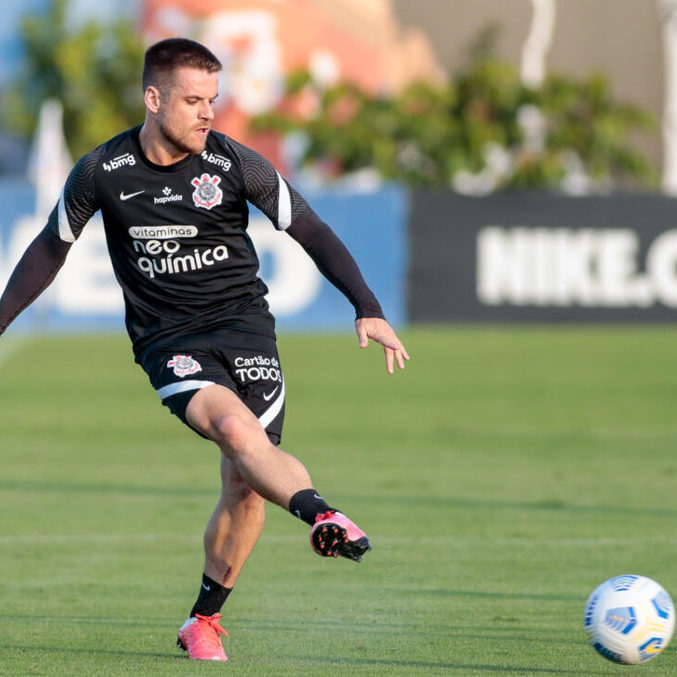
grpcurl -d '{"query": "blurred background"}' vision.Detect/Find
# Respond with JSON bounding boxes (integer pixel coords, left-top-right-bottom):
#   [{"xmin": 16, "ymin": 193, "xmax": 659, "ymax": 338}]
[{"xmin": 1, "ymin": 0, "xmax": 676, "ymax": 332}]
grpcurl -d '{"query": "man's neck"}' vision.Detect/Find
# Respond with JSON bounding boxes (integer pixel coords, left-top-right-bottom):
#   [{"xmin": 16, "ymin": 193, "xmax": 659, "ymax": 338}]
[{"xmin": 138, "ymin": 123, "xmax": 189, "ymax": 166}]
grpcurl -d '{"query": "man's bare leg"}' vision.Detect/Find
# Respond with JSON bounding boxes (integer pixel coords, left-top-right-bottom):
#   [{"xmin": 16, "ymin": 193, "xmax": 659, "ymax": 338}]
[
  {"xmin": 177, "ymin": 382, "xmax": 372, "ymax": 657},
  {"xmin": 186, "ymin": 384, "xmax": 370, "ymax": 566},
  {"xmin": 203, "ymin": 454, "xmax": 265, "ymax": 588},
  {"xmin": 186, "ymin": 384, "xmax": 315, "ymax": 509}
]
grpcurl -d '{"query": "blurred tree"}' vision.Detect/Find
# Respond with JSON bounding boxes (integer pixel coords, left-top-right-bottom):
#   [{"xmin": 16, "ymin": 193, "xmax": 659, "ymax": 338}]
[
  {"xmin": 253, "ymin": 29, "xmax": 656, "ymax": 193},
  {"xmin": 1, "ymin": 0, "xmax": 145, "ymax": 160}
]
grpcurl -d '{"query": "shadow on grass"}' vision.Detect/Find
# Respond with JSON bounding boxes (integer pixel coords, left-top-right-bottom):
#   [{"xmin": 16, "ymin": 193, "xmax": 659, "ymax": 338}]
[
  {"xmin": 293, "ymin": 655, "xmax": 600, "ymax": 675},
  {"xmin": 231, "ymin": 616, "xmax": 588, "ymax": 648},
  {"xmin": 2, "ymin": 479, "xmax": 677, "ymax": 519},
  {"xmin": 377, "ymin": 586, "xmax": 581, "ymax": 602},
  {"xmin": 2, "ymin": 613, "xmax": 578, "ymax": 646},
  {"xmin": 363, "ymin": 493, "xmax": 677, "ymax": 518},
  {"xmin": 0, "ymin": 644, "xmax": 609, "ymax": 675},
  {"xmin": 2, "ymin": 643, "xmax": 179, "ymax": 661},
  {"xmin": 0, "ymin": 613, "xmax": 176, "ymax": 628},
  {"xmin": 0, "ymin": 479, "xmax": 213, "ymax": 497}
]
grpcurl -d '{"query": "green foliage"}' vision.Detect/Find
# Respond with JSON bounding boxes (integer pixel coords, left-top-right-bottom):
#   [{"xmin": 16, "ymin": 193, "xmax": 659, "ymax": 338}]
[
  {"xmin": 253, "ymin": 43, "xmax": 656, "ymax": 191},
  {"xmin": 1, "ymin": 0, "xmax": 145, "ymax": 159},
  {"xmin": 538, "ymin": 72, "xmax": 656, "ymax": 184}
]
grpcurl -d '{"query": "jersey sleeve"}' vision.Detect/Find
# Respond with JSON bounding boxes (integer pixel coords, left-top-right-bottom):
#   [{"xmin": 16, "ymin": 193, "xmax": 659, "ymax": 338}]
[
  {"xmin": 47, "ymin": 148, "xmax": 101, "ymax": 243},
  {"xmin": 227, "ymin": 138, "xmax": 309, "ymax": 230},
  {"xmin": 286, "ymin": 208, "xmax": 385, "ymax": 320},
  {"xmin": 225, "ymin": 137, "xmax": 384, "ymax": 320},
  {"xmin": 0, "ymin": 149, "xmax": 101, "ymax": 335},
  {"xmin": 0, "ymin": 226, "xmax": 72, "ymax": 335}
]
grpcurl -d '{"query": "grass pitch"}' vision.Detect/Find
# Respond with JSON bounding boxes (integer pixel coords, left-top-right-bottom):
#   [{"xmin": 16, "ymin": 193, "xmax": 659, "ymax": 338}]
[{"xmin": 1, "ymin": 326, "xmax": 677, "ymax": 675}]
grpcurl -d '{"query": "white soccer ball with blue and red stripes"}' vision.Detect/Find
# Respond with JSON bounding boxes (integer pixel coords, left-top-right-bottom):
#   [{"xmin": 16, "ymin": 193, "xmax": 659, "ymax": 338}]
[{"xmin": 584, "ymin": 574, "xmax": 674, "ymax": 664}]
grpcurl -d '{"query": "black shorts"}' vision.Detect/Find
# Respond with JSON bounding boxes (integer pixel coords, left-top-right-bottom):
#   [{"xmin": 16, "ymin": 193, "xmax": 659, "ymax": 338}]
[{"xmin": 139, "ymin": 328, "xmax": 285, "ymax": 445}]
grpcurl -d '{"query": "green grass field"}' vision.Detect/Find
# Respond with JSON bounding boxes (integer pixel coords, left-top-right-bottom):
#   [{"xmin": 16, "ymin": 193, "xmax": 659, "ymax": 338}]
[{"xmin": 1, "ymin": 326, "xmax": 677, "ymax": 675}]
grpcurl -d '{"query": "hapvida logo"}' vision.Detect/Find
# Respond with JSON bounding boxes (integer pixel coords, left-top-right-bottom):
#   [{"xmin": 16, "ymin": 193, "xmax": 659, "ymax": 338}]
[{"xmin": 154, "ymin": 186, "xmax": 183, "ymax": 205}]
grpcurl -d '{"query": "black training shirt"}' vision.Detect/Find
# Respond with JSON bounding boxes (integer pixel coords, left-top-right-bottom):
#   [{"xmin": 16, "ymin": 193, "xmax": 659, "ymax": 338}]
[{"xmin": 48, "ymin": 127, "xmax": 313, "ymax": 357}]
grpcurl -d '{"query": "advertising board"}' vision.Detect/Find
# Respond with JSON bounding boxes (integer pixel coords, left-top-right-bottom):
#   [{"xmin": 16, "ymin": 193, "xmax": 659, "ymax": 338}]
[{"xmin": 409, "ymin": 191, "xmax": 677, "ymax": 322}]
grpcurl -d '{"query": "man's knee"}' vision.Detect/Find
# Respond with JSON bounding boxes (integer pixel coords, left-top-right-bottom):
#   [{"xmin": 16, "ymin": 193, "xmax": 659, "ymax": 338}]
[{"xmin": 212, "ymin": 411, "xmax": 267, "ymax": 457}]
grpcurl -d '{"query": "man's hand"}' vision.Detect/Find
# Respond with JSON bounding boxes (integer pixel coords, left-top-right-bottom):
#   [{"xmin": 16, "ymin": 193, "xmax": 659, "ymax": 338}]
[{"xmin": 355, "ymin": 317, "xmax": 410, "ymax": 374}]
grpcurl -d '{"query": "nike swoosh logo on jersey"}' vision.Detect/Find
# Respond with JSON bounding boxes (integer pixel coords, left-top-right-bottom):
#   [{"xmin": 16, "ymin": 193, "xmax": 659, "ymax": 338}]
[
  {"xmin": 263, "ymin": 386, "xmax": 279, "ymax": 401},
  {"xmin": 119, "ymin": 190, "xmax": 145, "ymax": 201}
]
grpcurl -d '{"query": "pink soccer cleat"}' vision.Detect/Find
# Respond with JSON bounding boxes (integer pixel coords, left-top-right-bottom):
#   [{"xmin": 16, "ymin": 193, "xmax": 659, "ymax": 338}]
[
  {"xmin": 177, "ymin": 613, "xmax": 229, "ymax": 661},
  {"xmin": 310, "ymin": 510, "xmax": 372, "ymax": 562}
]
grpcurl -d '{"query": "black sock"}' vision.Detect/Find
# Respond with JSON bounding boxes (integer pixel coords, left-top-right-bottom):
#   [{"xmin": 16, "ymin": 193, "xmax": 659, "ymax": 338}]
[
  {"xmin": 189, "ymin": 573, "xmax": 232, "ymax": 618},
  {"xmin": 289, "ymin": 488, "xmax": 335, "ymax": 526}
]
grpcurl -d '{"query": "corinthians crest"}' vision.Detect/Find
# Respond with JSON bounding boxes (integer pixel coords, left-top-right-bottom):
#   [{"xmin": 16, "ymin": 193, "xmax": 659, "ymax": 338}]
[
  {"xmin": 167, "ymin": 355, "xmax": 202, "ymax": 378},
  {"xmin": 191, "ymin": 173, "xmax": 223, "ymax": 210}
]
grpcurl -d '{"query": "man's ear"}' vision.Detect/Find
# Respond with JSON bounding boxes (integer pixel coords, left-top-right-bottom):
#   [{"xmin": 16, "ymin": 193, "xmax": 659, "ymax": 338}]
[{"xmin": 144, "ymin": 85, "xmax": 162, "ymax": 114}]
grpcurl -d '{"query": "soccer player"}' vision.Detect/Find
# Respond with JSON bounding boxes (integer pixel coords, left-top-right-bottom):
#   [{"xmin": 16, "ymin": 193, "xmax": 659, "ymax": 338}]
[{"xmin": 0, "ymin": 38, "xmax": 409, "ymax": 661}]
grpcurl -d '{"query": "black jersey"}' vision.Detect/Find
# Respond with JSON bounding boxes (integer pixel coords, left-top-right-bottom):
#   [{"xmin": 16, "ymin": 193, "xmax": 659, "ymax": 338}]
[{"xmin": 48, "ymin": 127, "xmax": 310, "ymax": 357}]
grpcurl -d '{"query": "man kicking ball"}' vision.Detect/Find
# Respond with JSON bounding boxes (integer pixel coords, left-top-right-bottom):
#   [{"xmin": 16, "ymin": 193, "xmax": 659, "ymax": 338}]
[{"xmin": 0, "ymin": 37, "xmax": 409, "ymax": 661}]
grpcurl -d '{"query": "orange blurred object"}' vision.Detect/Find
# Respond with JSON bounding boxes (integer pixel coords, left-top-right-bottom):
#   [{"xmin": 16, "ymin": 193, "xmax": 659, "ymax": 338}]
[{"xmin": 142, "ymin": 0, "xmax": 444, "ymax": 173}]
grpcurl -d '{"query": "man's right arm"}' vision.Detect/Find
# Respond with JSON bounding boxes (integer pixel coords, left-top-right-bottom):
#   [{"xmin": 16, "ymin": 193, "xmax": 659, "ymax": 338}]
[
  {"xmin": 0, "ymin": 149, "xmax": 100, "ymax": 336},
  {"xmin": 0, "ymin": 227, "xmax": 72, "ymax": 334}
]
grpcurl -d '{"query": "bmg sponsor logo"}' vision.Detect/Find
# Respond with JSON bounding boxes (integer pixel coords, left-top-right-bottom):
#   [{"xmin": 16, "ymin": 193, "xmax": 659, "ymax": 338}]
[
  {"xmin": 201, "ymin": 151, "xmax": 232, "ymax": 171},
  {"xmin": 103, "ymin": 153, "xmax": 136, "ymax": 172}
]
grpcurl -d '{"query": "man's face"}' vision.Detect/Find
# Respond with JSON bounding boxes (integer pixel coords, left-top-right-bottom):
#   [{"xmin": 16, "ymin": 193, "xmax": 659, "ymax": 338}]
[{"xmin": 156, "ymin": 67, "xmax": 218, "ymax": 156}]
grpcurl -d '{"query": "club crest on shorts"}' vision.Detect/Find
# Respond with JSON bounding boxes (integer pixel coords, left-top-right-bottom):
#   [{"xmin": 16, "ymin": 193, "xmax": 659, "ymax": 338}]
[
  {"xmin": 191, "ymin": 173, "xmax": 223, "ymax": 210},
  {"xmin": 167, "ymin": 355, "xmax": 202, "ymax": 378}
]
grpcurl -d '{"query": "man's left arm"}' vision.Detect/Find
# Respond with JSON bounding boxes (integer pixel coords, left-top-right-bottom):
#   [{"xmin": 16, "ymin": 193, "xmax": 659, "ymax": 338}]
[
  {"xmin": 287, "ymin": 209, "xmax": 409, "ymax": 373},
  {"xmin": 227, "ymin": 137, "xmax": 409, "ymax": 372}
]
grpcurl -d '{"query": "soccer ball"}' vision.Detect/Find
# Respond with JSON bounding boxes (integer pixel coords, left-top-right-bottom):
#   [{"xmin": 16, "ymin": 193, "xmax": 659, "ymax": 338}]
[{"xmin": 584, "ymin": 574, "xmax": 674, "ymax": 664}]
